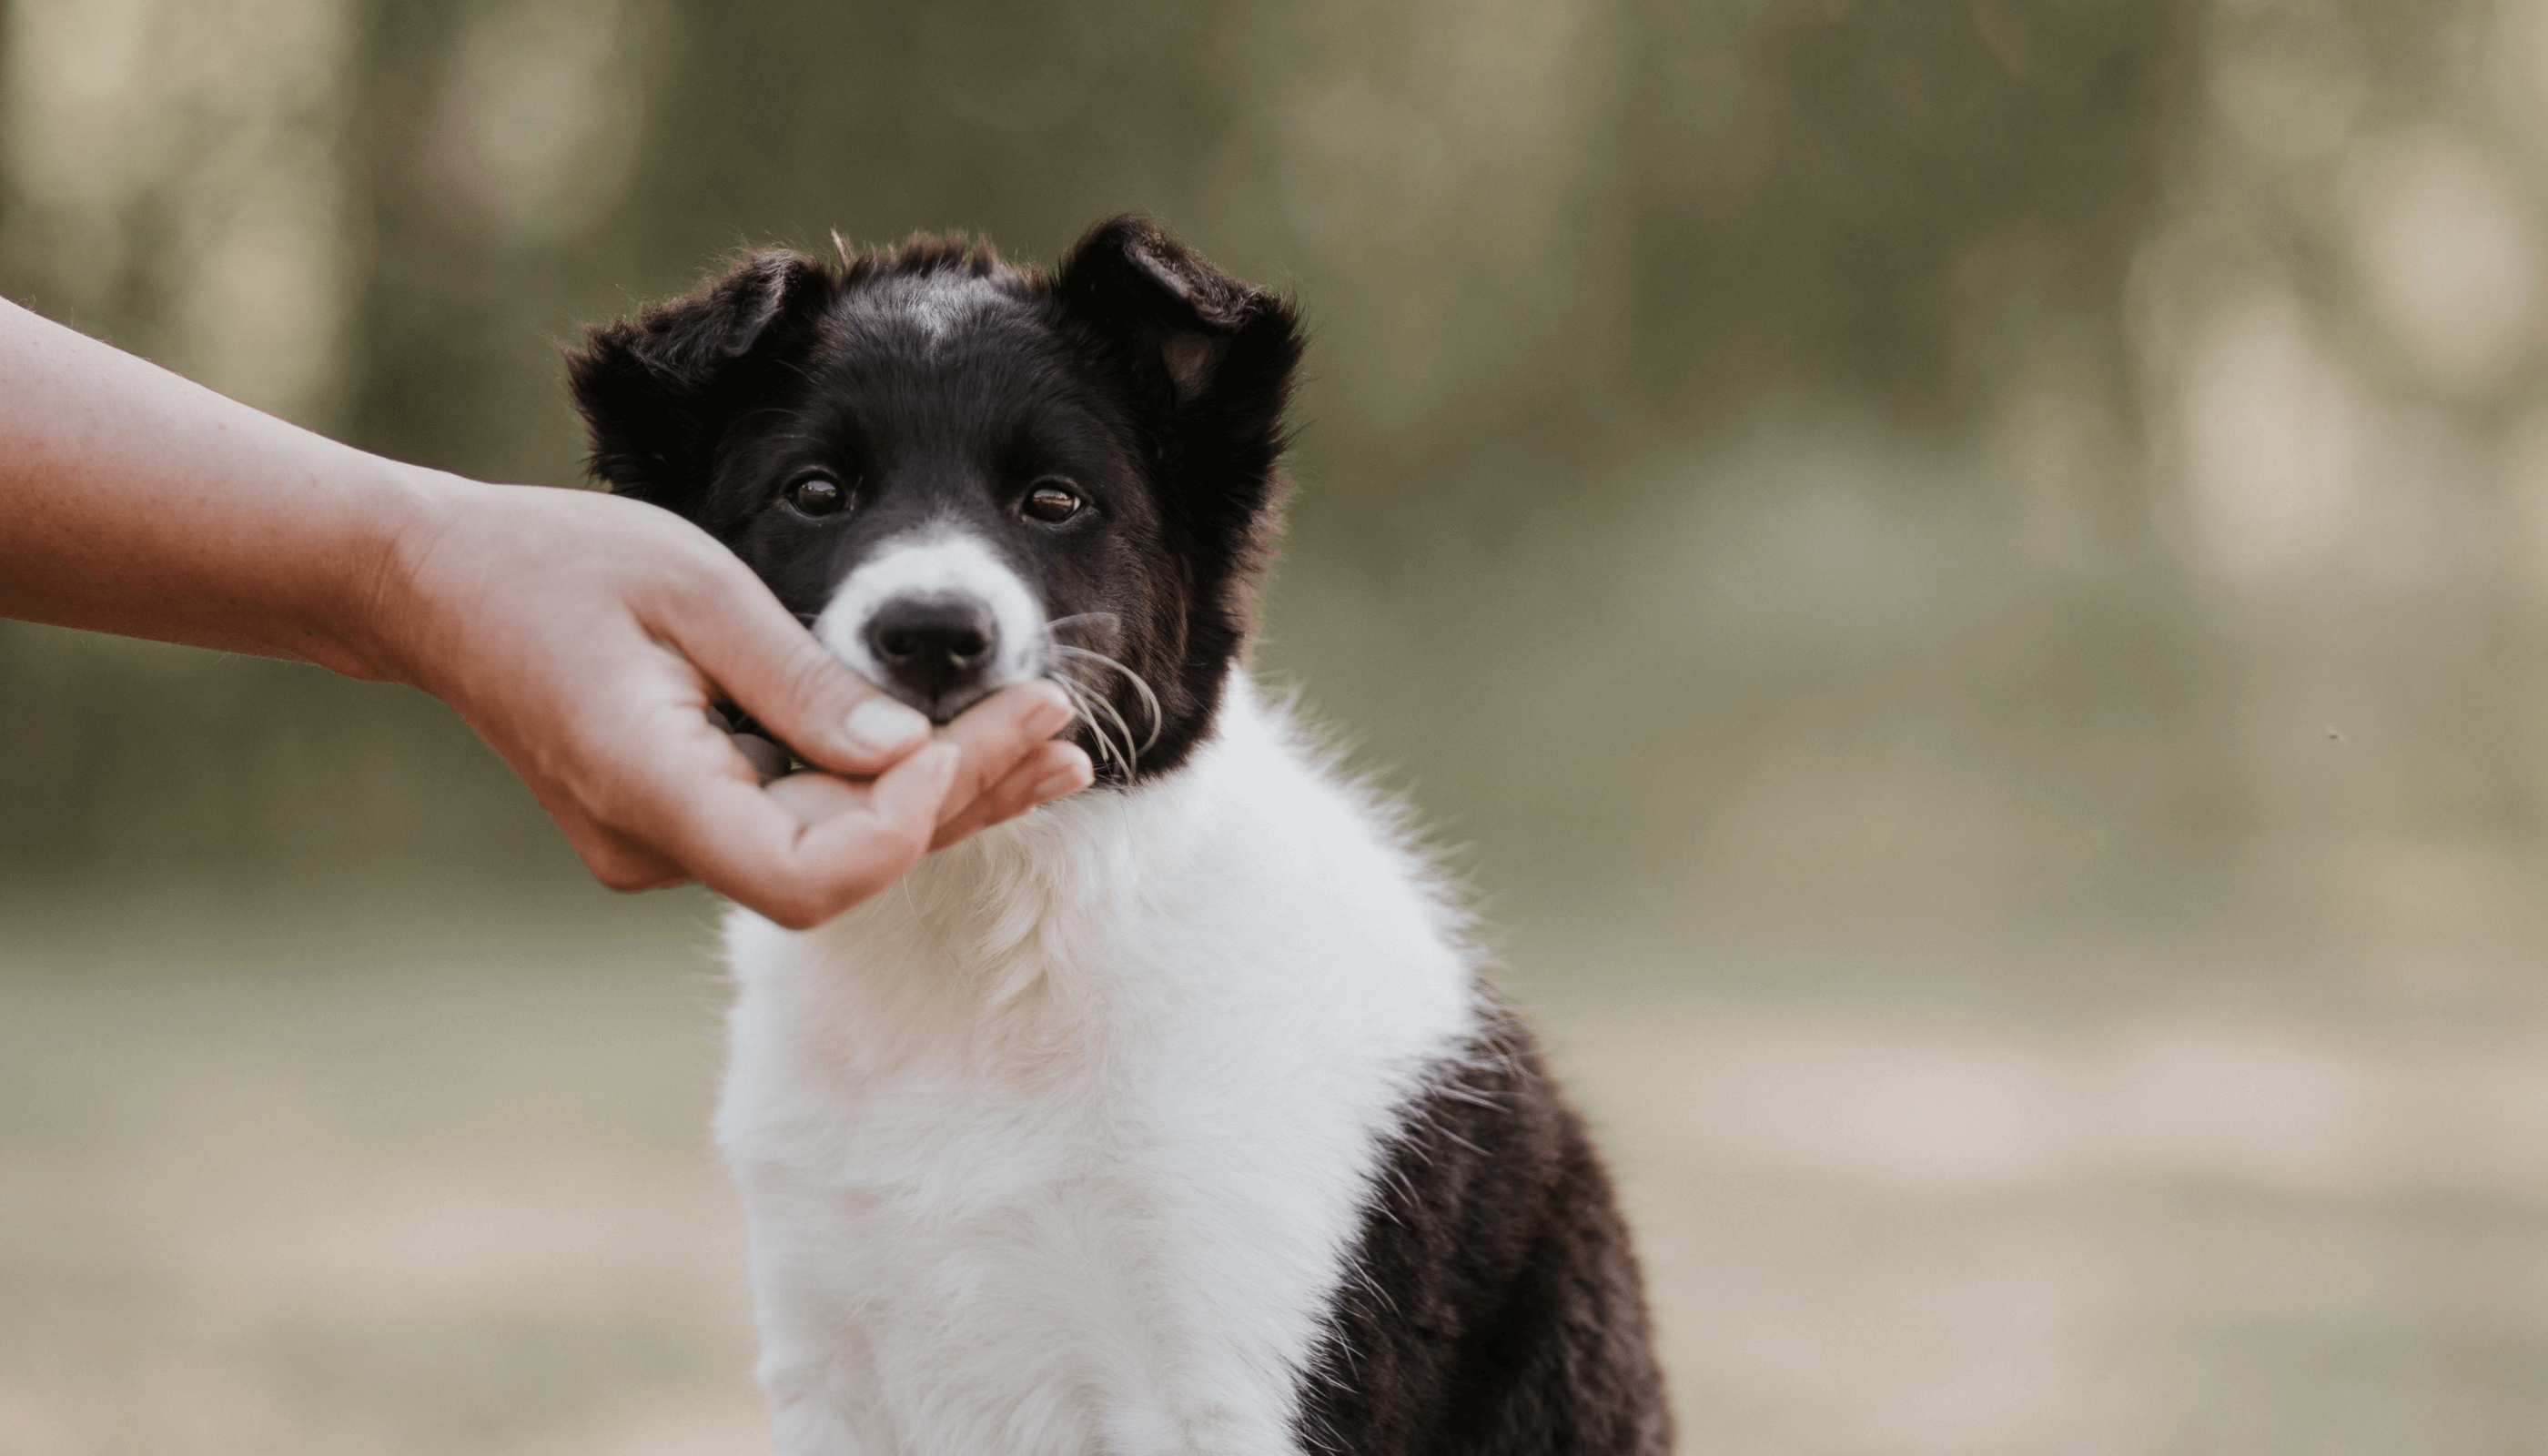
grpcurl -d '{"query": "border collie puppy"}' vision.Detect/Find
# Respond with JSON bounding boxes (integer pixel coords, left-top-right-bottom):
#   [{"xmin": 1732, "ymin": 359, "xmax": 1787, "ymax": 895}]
[{"xmin": 567, "ymin": 217, "xmax": 1672, "ymax": 1456}]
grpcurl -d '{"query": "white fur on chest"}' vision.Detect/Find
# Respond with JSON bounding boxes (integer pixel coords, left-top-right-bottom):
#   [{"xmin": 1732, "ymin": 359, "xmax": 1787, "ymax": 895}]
[{"xmin": 715, "ymin": 682, "xmax": 1479, "ymax": 1456}]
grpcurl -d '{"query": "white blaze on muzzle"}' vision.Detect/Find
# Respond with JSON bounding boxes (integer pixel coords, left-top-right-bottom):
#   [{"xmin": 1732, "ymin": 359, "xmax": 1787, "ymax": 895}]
[{"xmin": 814, "ymin": 528, "xmax": 1048, "ymax": 715}]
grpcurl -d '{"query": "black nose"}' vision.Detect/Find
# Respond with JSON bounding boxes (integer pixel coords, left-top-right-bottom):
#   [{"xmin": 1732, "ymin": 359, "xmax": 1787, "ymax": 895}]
[{"xmin": 865, "ymin": 595, "xmax": 997, "ymax": 713}]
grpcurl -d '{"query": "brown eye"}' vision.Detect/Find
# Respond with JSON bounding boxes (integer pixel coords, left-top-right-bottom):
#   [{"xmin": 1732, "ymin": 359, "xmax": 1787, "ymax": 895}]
[
  {"xmin": 1024, "ymin": 480, "xmax": 1082, "ymax": 523},
  {"xmin": 786, "ymin": 472, "xmax": 846, "ymax": 518}
]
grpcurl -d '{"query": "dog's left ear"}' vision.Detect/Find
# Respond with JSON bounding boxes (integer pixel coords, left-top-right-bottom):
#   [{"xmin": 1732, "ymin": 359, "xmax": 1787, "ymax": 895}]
[
  {"xmin": 565, "ymin": 249, "xmax": 836, "ymax": 517},
  {"xmin": 1055, "ymin": 217, "xmax": 1301, "ymax": 512}
]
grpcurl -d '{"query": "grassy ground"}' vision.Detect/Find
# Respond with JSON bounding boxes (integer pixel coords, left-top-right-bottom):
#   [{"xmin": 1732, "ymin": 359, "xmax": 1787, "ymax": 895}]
[{"xmin": 4, "ymin": 870, "xmax": 2545, "ymax": 1455}]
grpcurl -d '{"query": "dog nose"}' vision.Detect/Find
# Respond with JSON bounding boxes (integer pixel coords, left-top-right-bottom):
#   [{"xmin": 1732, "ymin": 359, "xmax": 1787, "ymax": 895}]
[{"xmin": 865, "ymin": 595, "xmax": 997, "ymax": 711}]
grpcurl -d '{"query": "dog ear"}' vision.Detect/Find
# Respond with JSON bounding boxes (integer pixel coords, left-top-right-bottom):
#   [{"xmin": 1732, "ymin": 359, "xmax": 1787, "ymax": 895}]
[
  {"xmin": 1055, "ymin": 217, "xmax": 1302, "ymax": 507},
  {"xmin": 564, "ymin": 249, "xmax": 835, "ymax": 515}
]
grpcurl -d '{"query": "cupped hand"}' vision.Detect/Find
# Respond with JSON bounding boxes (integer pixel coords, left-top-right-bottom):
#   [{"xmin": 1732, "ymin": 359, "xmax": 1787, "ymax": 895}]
[{"xmin": 372, "ymin": 477, "xmax": 1092, "ymax": 927}]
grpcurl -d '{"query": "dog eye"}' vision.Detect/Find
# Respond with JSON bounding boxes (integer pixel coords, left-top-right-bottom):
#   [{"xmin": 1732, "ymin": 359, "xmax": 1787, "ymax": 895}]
[
  {"xmin": 1023, "ymin": 480, "xmax": 1082, "ymax": 523},
  {"xmin": 785, "ymin": 472, "xmax": 847, "ymax": 518}
]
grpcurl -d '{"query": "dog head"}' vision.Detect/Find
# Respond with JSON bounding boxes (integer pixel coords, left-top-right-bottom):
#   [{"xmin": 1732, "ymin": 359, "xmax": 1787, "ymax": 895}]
[{"xmin": 565, "ymin": 217, "xmax": 1302, "ymax": 784}]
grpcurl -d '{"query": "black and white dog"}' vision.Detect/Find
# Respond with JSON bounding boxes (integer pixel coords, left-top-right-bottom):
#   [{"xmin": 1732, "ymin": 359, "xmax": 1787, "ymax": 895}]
[{"xmin": 567, "ymin": 217, "xmax": 1672, "ymax": 1455}]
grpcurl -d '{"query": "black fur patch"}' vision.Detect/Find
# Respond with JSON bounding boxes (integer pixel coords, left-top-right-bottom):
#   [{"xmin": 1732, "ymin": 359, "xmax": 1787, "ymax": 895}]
[
  {"xmin": 1295, "ymin": 1009, "xmax": 1675, "ymax": 1455},
  {"xmin": 562, "ymin": 217, "xmax": 1301, "ymax": 781}
]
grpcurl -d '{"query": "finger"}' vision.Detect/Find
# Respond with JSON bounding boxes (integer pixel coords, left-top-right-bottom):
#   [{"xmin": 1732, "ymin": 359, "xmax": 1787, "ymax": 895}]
[
  {"xmin": 657, "ymin": 558, "xmax": 934, "ymax": 775},
  {"xmin": 763, "ymin": 766, "xmax": 865, "ymax": 823},
  {"xmin": 768, "ymin": 741, "xmax": 964, "ymax": 918},
  {"xmin": 730, "ymin": 731, "xmax": 792, "ymax": 785},
  {"xmin": 930, "ymin": 680, "xmax": 1077, "ymax": 829},
  {"xmin": 768, "ymin": 734, "xmax": 1086, "ymax": 848},
  {"xmin": 561, "ymin": 813, "xmax": 692, "ymax": 892},
  {"xmin": 930, "ymin": 741, "xmax": 1094, "ymax": 850},
  {"xmin": 639, "ymin": 741, "xmax": 963, "ymax": 928}
]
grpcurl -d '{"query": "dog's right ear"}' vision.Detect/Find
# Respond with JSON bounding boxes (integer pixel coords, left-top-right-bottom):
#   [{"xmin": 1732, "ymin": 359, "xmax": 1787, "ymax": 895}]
[{"xmin": 564, "ymin": 250, "xmax": 834, "ymax": 515}]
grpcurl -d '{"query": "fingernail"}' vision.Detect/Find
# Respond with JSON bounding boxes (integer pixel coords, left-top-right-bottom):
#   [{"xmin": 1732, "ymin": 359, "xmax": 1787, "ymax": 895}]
[
  {"xmin": 1024, "ymin": 684, "xmax": 1077, "ymax": 739},
  {"xmin": 846, "ymin": 697, "xmax": 930, "ymax": 755},
  {"xmin": 916, "ymin": 740, "xmax": 963, "ymax": 784},
  {"xmin": 1036, "ymin": 754, "xmax": 1095, "ymax": 800}
]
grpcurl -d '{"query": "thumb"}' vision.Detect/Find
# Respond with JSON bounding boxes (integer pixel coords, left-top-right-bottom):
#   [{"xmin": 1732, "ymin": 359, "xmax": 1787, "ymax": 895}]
[{"xmin": 670, "ymin": 562, "xmax": 933, "ymax": 774}]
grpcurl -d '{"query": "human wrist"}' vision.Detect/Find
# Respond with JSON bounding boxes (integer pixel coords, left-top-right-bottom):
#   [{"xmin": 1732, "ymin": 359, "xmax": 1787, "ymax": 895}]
[{"xmin": 307, "ymin": 458, "xmax": 473, "ymax": 689}]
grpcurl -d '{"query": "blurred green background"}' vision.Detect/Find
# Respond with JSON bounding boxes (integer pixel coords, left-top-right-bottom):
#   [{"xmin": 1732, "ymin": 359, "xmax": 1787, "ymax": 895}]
[{"xmin": 8, "ymin": 1, "xmax": 2548, "ymax": 1452}]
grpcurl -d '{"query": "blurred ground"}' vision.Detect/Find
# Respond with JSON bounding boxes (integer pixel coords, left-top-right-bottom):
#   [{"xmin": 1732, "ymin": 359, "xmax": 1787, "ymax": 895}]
[
  {"xmin": 6, "ymin": 867, "xmax": 2546, "ymax": 1456},
  {"xmin": 0, "ymin": 873, "xmax": 754, "ymax": 1456}
]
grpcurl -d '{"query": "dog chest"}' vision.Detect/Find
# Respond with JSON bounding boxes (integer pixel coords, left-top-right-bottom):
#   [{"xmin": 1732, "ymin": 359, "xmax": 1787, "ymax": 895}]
[{"xmin": 719, "ymin": 941, "xmax": 1471, "ymax": 1456}]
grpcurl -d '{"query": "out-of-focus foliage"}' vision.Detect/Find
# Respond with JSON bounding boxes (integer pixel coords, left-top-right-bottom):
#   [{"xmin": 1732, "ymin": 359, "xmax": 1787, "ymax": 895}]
[{"xmin": 5, "ymin": 0, "xmax": 2545, "ymax": 934}]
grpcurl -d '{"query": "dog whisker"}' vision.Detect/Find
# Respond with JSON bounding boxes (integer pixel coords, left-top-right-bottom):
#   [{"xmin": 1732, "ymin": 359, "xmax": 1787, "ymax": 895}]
[
  {"xmin": 1081, "ymin": 681, "xmax": 1143, "ymax": 776},
  {"xmin": 1042, "ymin": 655, "xmax": 1130, "ymax": 774},
  {"xmin": 1046, "ymin": 643, "xmax": 1163, "ymax": 756},
  {"xmin": 1047, "ymin": 674, "xmax": 1101, "ymax": 763},
  {"xmin": 1046, "ymin": 668, "xmax": 1127, "ymax": 774},
  {"xmin": 1074, "ymin": 673, "xmax": 1138, "ymax": 774},
  {"xmin": 1040, "ymin": 612, "xmax": 1119, "ymax": 638}
]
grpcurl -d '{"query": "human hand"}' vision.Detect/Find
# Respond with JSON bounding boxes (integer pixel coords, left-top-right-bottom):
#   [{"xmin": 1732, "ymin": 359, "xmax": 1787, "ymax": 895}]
[
  {"xmin": 0, "ymin": 296, "xmax": 1090, "ymax": 913},
  {"xmin": 370, "ymin": 476, "xmax": 1091, "ymax": 927}
]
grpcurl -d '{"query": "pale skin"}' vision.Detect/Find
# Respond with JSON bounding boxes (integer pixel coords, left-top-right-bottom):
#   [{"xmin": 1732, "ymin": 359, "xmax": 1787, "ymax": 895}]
[{"xmin": 0, "ymin": 297, "xmax": 1095, "ymax": 929}]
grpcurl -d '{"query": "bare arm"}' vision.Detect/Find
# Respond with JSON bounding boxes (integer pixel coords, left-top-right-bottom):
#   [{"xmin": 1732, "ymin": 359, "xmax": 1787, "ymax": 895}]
[{"xmin": 0, "ymin": 297, "xmax": 1090, "ymax": 927}]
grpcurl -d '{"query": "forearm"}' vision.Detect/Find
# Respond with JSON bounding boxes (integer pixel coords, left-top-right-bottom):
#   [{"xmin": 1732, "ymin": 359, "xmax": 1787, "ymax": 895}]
[
  {"xmin": 0, "ymin": 296, "xmax": 431, "ymax": 679},
  {"xmin": 0, "ymin": 295, "xmax": 1091, "ymax": 918}
]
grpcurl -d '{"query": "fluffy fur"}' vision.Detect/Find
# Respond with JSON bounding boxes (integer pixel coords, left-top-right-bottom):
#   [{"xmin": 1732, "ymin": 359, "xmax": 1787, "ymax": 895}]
[{"xmin": 568, "ymin": 217, "xmax": 1671, "ymax": 1454}]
